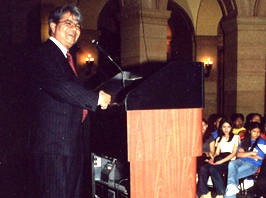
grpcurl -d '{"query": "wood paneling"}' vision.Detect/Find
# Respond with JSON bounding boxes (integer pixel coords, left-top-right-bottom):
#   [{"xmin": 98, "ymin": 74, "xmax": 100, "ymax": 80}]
[
  {"xmin": 127, "ymin": 108, "xmax": 202, "ymax": 198},
  {"xmin": 129, "ymin": 158, "xmax": 197, "ymax": 198}
]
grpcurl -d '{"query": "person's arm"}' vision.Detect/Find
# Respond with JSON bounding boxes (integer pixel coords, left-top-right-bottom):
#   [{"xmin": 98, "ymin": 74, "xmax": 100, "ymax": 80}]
[
  {"xmin": 214, "ymin": 140, "xmax": 221, "ymax": 157},
  {"xmin": 208, "ymin": 141, "xmax": 221, "ymax": 164},
  {"xmin": 214, "ymin": 143, "xmax": 238, "ymax": 165},
  {"xmin": 237, "ymin": 150, "xmax": 262, "ymax": 160},
  {"xmin": 29, "ymin": 52, "xmax": 111, "ymax": 111},
  {"xmin": 208, "ymin": 140, "xmax": 215, "ymax": 159},
  {"xmin": 213, "ymin": 136, "xmax": 240, "ymax": 165}
]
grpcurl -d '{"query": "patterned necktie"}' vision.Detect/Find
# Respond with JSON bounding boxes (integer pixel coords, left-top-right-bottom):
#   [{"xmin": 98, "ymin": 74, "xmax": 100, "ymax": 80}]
[
  {"xmin": 66, "ymin": 52, "xmax": 78, "ymax": 77},
  {"xmin": 66, "ymin": 52, "xmax": 88, "ymax": 122}
]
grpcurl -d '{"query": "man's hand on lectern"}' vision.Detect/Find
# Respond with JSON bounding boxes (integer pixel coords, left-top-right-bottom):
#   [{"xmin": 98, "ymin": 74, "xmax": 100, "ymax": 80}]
[{"xmin": 98, "ymin": 90, "xmax": 111, "ymax": 110}]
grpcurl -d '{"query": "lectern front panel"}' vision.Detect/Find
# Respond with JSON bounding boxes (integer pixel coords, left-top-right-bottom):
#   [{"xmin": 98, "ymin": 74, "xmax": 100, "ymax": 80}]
[{"xmin": 127, "ymin": 108, "xmax": 202, "ymax": 198}]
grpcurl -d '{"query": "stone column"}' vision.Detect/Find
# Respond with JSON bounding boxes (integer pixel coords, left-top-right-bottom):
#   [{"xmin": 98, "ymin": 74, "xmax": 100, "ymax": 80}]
[
  {"xmin": 120, "ymin": 5, "xmax": 170, "ymax": 66},
  {"xmin": 222, "ymin": 16, "xmax": 266, "ymax": 116}
]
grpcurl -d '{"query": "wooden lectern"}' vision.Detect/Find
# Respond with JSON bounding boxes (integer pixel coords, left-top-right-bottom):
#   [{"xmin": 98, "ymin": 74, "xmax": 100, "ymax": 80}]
[
  {"xmin": 124, "ymin": 61, "xmax": 204, "ymax": 197},
  {"xmin": 91, "ymin": 61, "xmax": 204, "ymax": 198},
  {"xmin": 127, "ymin": 109, "xmax": 202, "ymax": 197}
]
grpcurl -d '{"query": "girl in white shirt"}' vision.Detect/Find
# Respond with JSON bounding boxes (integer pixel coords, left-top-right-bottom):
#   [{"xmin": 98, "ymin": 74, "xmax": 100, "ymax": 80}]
[{"xmin": 197, "ymin": 118, "xmax": 239, "ymax": 198}]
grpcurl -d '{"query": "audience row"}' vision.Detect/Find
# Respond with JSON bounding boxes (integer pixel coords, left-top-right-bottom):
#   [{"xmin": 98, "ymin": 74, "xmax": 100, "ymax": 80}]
[{"xmin": 197, "ymin": 112, "xmax": 266, "ymax": 198}]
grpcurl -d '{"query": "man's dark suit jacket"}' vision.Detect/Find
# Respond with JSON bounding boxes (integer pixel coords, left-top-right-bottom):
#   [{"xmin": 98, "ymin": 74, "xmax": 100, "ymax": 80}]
[{"xmin": 27, "ymin": 39, "xmax": 99, "ymax": 156}]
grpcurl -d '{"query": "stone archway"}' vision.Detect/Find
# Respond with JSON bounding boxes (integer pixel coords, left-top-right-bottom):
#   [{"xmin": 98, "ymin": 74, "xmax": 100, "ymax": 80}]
[
  {"xmin": 119, "ymin": 0, "xmax": 170, "ymax": 66},
  {"xmin": 167, "ymin": 0, "xmax": 195, "ymax": 62},
  {"xmin": 217, "ymin": 0, "xmax": 266, "ymax": 116},
  {"xmin": 97, "ymin": 0, "xmax": 121, "ymax": 82}
]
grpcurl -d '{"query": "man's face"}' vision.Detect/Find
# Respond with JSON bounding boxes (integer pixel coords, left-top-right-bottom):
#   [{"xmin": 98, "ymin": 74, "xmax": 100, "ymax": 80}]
[
  {"xmin": 234, "ymin": 118, "xmax": 243, "ymax": 129},
  {"xmin": 50, "ymin": 12, "xmax": 81, "ymax": 49}
]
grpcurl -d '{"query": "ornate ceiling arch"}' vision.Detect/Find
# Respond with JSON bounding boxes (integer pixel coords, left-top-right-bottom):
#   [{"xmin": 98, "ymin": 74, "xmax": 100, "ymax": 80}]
[
  {"xmin": 119, "ymin": 0, "xmax": 168, "ymax": 10},
  {"xmin": 217, "ymin": 0, "xmax": 266, "ymax": 17}
]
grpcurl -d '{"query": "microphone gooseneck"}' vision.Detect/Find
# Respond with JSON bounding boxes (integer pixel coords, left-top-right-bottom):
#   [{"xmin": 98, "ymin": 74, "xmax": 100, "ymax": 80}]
[{"xmin": 91, "ymin": 40, "xmax": 125, "ymax": 88}]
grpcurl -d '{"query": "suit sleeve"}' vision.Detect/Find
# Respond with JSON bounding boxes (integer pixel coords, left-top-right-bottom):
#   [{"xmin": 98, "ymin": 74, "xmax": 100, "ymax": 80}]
[{"xmin": 28, "ymin": 50, "xmax": 99, "ymax": 112}]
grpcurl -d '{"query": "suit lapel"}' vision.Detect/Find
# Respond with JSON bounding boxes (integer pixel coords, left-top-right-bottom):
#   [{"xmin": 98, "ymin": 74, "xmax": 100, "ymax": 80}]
[{"xmin": 45, "ymin": 40, "xmax": 79, "ymax": 79}]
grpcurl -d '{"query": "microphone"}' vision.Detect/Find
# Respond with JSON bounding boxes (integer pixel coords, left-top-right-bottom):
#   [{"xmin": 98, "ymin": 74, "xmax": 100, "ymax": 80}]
[
  {"xmin": 91, "ymin": 40, "xmax": 116, "ymax": 65},
  {"xmin": 91, "ymin": 40, "xmax": 118, "ymax": 67},
  {"xmin": 90, "ymin": 40, "xmax": 125, "ymax": 88},
  {"xmin": 91, "ymin": 39, "xmax": 98, "ymax": 45}
]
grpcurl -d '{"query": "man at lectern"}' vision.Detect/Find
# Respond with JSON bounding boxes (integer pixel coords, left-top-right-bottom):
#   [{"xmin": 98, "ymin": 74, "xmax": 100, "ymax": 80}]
[{"xmin": 25, "ymin": 4, "xmax": 111, "ymax": 198}]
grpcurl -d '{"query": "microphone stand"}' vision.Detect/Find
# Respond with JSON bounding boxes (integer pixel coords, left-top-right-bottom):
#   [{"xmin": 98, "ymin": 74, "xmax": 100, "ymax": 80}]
[{"xmin": 92, "ymin": 40, "xmax": 125, "ymax": 88}]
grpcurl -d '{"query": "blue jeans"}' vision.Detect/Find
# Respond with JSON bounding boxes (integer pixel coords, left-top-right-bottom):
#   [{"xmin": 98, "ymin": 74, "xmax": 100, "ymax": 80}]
[
  {"xmin": 209, "ymin": 162, "xmax": 228, "ymax": 195},
  {"xmin": 197, "ymin": 163, "xmax": 211, "ymax": 196},
  {"xmin": 225, "ymin": 159, "xmax": 258, "ymax": 198},
  {"xmin": 197, "ymin": 162, "xmax": 228, "ymax": 196}
]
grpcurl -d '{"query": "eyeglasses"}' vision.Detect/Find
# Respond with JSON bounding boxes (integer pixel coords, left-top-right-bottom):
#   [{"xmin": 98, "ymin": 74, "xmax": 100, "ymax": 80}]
[{"xmin": 58, "ymin": 20, "xmax": 81, "ymax": 30}]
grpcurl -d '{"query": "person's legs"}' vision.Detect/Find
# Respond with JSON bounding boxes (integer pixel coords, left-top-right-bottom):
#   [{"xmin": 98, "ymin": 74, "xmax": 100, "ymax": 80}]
[
  {"xmin": 32, "ymin": 153, "xmax": 83, "ymax": 198},
  {"xmin": 209, "ymin": 163, "xmax": 228, "ymax": 195},
  {"xmin": 234, "ymin": 160, "xmax": 257, "ymax": 181},
  {"xmin": 226, "ymin": 160, "xmax": 241, "ymax": 187},
  {"xmin": 197, "ymin": 163, "xmax": 211, "ymax": 197},
  {"xmin": 68, "ymin": 154, "xmax": 84, "ymax": 198},
  {"xmin": 224, "ymin": 160, "xmax": 241, "ymax": 198},
  {"xmin": 225, "ymin": 160, "xmax": 258, "ymax": 198}
]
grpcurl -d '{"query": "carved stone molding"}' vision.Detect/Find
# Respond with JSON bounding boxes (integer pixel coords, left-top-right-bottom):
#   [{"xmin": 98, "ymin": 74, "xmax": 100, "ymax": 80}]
[
  {"xmin": 218, "ymin": 0, "xmax": 266, "ymax": 18},
  {"xmin": 119, "ymin": 0, "xmax": 168, "ymax": 10},
  {"xmin": 236, "ymin": 0, "xmax": 258, "ymax": 16},
  {"xmin": 222, "ymin": 16, "xmax": 266, "ymax": 34},
  {"xmin": 121, "ymin": 8, "xmax": 170, "ymax": 27},
  {"xmin": 217, "ymin": 0, "xmax": 237, "ymax": 18},
  {"xmin": 120, "ymin": 5, "xmax": 170, "ymax": 66},
  {"xmin": 237, "ymin": 16, "xmax": 266, "ymax": 27}
]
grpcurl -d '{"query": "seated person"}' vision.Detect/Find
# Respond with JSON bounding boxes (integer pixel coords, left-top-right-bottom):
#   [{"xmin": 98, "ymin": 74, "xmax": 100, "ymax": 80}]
[
  {"xmin": 208, "ymin": 114, "xmax": 225, "ymax": 139},
  {"xmin": 239, "ymin": 113, "xmax": 263, "ymax": 139},
  {"xmin": 245, "ymin": 113, "xmax": 262, "ymax": 127},
  {"xmin": 225, "ymin": 122, "xmax": 265, "ymax": 198},
  {"xmin": 197, "ymin": 119, "xmax": 215, "ymax": 171},
  {"xmin": 255, "ymin": 119, "xmax": 266, "ymax": 197},
  {"xmin": 197, "ymin": 118, "xmax": 239, "ymax": 198},
  {"xmin": 231, "ymin": 113, "xmax": 245, "ymax": 135}
]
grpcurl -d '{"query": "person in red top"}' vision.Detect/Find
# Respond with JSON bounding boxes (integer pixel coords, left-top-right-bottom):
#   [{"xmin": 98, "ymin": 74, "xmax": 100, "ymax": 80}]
[
  {"xmin": 239, "ymin": 113, "xmax": 263, "ymax": 140},
  {"xmin": 260, "ymin": 117, "xmax": 266, "ymax": 140}
]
